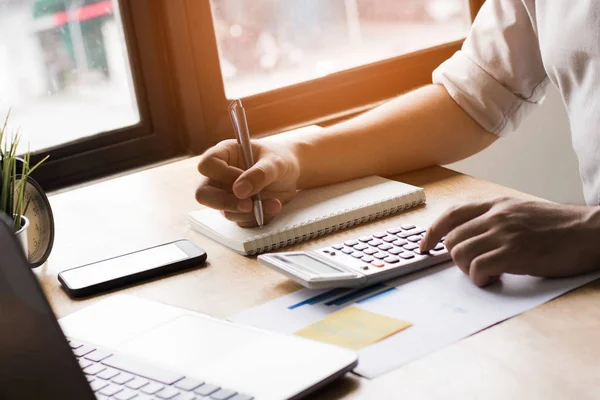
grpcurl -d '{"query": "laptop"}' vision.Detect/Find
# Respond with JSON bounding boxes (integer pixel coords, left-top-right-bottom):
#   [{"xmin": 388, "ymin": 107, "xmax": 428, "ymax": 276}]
[{"xmin": 0, "ymin": 215, "xmax": 357, "ymax": 400}]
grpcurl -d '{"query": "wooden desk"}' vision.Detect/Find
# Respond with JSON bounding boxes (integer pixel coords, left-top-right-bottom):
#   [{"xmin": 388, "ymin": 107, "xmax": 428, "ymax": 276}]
[{"xmin": 41, "ymin": 157, "xmax": 600, "ymax": 399}]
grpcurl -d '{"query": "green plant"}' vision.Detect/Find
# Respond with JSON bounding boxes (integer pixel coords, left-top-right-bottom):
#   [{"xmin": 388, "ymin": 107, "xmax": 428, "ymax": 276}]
[{"xmin": 0, "ymin": 111, "xmax": 48, "ymax": 232}]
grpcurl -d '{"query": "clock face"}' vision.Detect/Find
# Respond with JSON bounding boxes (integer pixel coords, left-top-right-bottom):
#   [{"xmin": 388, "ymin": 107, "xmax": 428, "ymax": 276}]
[{"xmin": 20, "ymin": 177, "xmax": 54, "ymax": 267}]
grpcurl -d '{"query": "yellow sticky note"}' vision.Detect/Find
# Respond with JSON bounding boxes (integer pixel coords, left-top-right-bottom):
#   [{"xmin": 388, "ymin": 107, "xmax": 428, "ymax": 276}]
[{"xmin": 295, "ymin": 307, "xmax": 412, "ymax": 350}]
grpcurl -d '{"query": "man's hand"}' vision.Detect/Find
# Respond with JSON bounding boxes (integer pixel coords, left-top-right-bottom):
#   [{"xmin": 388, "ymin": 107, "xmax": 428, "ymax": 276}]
[
  {"xmin": 195, "ymin": 139, "xmax": 301, "ymax": 227},
  {"xmin": 420, "ymin": 198, "xmax": 600, "ymax": 287}
]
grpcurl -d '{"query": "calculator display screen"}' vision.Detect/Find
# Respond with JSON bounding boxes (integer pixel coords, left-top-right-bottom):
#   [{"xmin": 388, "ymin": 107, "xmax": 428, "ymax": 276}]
[{"xmin": 286, "ymin": 254, "xmax": 343, "ymax": 275}]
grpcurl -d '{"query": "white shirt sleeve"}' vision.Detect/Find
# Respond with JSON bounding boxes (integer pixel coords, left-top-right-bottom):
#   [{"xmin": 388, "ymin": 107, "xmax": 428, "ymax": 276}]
[{"xmin": 432, "ymin": 0, "xmax": 549, "ymax": 136}]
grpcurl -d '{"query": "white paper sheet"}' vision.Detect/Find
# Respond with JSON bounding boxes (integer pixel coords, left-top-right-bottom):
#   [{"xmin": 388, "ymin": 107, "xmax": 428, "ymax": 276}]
[{"xmin": 230, "ymin": 263, "xmax": 600, "ymax": 378}]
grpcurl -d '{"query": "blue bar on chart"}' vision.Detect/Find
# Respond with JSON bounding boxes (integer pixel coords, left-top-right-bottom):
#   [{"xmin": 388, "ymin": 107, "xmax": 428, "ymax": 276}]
[
  {"xmin": 288, "ymin": 288, "xmax": 350, "ymax": 310},
  {"xmin": 324, "ymin": 284, "xmax": 389, "ymax": 307},
  {"xmin": 356, "ymin": 287, "xmax": 398, "ymax": 304},
  {"xmin": 288, "ymin": 284, "xmax": 398, "ymax": 310}
]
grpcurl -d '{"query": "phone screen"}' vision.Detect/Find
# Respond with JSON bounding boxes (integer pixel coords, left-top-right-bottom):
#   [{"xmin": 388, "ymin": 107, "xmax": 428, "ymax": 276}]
[{"xmin": 60, "ymin": 243, "xmax": 189, "ymax": 290}]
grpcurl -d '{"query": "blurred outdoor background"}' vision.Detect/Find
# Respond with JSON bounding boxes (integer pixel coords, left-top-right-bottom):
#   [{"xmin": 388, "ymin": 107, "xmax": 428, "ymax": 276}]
[
  {"xmin": 0, "ymin": 0, "xmax": 469, "ymax": 153},
  {"xmin": 0, "ymin": 0, "xmax": 138, "ymax": 153},
  {"xmin": 211, "ymin": 0, "xmax": 469, "ymax": 98}
]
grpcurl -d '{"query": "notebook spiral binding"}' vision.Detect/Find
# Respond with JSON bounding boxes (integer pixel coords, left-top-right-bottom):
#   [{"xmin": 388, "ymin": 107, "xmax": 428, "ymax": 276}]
[{"xmin": 245, "ymin": 190, "xmax": 426, "ymax": 255}]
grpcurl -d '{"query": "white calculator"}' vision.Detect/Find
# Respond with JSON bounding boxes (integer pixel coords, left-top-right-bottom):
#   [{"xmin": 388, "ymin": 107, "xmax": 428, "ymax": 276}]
[{"xmin": 258, "ymin": 224, "xmax": 450, "ymax": 289}]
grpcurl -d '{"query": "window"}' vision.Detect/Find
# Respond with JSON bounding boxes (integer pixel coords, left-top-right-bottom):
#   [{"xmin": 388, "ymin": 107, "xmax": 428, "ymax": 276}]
[
  {"xmin": 175, "ymin": 0, "xmax": 484, "ymax": 151},
  {"xmin": 0, "ymin": 0, "xmax": 484, "ymax": 189},
  {"xmin": 0, "ymin": 0, "xmax": 184, "ymax": 190},
  {"xmin": 1, "ymin": 0, "xmax": 139, "ymax": 153},
  {"xmin": 210, "ymin": 0, "xmax": 471, "ymax": 99}
]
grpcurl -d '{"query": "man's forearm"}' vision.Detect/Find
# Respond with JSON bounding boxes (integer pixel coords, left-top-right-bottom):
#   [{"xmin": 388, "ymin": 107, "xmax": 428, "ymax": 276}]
[{"xmin": 292, "ymin": 84, "xmax": 497, "ymax": 189}]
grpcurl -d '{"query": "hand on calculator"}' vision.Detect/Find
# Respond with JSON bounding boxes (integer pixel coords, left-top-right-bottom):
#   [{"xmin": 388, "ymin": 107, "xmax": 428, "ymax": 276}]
[{"xmin": 421, "ymin": 197, "xmax": 600, "ymax": 287}]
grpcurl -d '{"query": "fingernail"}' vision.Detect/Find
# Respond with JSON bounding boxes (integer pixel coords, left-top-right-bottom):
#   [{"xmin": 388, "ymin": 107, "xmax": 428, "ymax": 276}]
[
  {"xmin": 233, "ymin": 180, "xmax": 253, "ymax": 198},
  {"xmin": 237, "ymin": 199, "xmax": 252, "ymax": 212}
]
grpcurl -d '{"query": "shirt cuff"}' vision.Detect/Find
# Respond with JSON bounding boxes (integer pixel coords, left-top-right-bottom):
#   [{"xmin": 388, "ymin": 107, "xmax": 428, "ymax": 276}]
[{"xmin": 432, "ymin": 51, "xmax": 547, "ymax": 136}]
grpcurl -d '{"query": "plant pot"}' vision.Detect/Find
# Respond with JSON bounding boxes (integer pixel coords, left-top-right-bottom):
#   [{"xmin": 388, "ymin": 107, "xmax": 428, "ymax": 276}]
[{"xmin": 14, "ymin": 215, "xmax": 29, "ymax": 258}]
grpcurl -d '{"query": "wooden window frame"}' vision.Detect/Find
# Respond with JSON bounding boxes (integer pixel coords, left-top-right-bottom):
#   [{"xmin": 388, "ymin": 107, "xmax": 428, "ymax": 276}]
[
  {"xmin": 165, "ymin": 0, "xmax": 486, "ymax": 154},
  {"xmin": 31, "ymin": 0, "xmax": 188, "ymax": 190},
  {"xmin": 31, "ymin": 0, "xmax": 485, "ymax": 189}
]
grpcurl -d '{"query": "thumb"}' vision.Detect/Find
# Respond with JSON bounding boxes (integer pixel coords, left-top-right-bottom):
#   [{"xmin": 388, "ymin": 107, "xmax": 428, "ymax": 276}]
[{"xmin": 232, "ymin": 156, "xmax": 286, "ymax": 199}]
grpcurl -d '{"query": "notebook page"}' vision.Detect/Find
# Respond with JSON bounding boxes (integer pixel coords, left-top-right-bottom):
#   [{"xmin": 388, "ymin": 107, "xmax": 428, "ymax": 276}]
[{"xmin": 188, "ymin": 176, "xmax": 422, "ymax": 251}]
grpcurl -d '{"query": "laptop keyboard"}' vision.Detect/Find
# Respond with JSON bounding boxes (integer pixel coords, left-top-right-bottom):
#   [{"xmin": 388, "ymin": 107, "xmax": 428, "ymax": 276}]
[{"xmin": 68, "ymin": 338, "xmax": 253, "ymax": 400}]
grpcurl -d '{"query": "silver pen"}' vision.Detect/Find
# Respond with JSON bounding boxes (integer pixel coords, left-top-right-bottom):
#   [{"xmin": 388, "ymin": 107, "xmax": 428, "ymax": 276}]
[{"xmin": 228, "ymin": 99, "xmax": 265, "ymax": 227}]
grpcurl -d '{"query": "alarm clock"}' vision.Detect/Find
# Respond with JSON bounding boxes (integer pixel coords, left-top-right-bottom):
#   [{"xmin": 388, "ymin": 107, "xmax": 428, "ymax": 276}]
[
  {"xmin": 10, "ymin": 157, "xmax": 55, "ymax": 268},
  {"xmin": 19, "ymin": 176, "xmax": 55, "ymax": 267}
]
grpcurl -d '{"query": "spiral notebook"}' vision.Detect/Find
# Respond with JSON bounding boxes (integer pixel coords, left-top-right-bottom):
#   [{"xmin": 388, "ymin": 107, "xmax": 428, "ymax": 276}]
[{"xmin": 188, "ymin": 176, "xmax": 426, "ymax": 255}]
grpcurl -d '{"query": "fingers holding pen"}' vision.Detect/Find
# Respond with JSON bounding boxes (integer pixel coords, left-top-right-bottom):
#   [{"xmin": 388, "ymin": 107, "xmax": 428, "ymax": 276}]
[
  {"xmin": 197, "ymin": 139, "xmax": 256, "ymax": 186},
  {"xmin": 233, "ymin": 155, "xmax": 289, "ymax": 199},
  {"xmin": 221, "ymin": 198, "xmax": 283, "ymax": 227},
  {"xmin": 195, "ymin": 178, "xmax": 253, "ymax": 212}
]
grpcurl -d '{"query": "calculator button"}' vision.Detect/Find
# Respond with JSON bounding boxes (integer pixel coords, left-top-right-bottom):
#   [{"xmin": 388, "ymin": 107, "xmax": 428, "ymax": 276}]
[
  {"xmin": 433, "ymin": 243, "xmax": 445, "ymax": 251},
  {"xmin": 398, "ymin": 228, "xmax": 426, "ymax": 238},
  {"xmin": 361, "ymin": 256, "xmax": 374, "ymax": 262},
  {"xmin": 341, "ymin": 248, "xmax": 353, "ymax": 254},
  {"xmin": 371, "ymin": 261, "xmax": 386, "ymax": 268},
  {"xmin": 344, "ymin": 240, "xmax": 359, "ymax": 247},
  {"xmin": 441, "ymin": 236, "xmax": 446, "ymax": 242},
  {"xmin": 414, "ymin": 249, "xmax": 429, "ymax": 255},
  {"xmin": 373, "ymin": 232, "xmax": 387, "ymax": 238},
  {"xmin": 388, "ymin": 247, "xmax": 404, "ymax": 255},
  {"xmin": 392, "ymin": 239, "xmax": 408, "ymax": 246},
  {"xmin": 373, "ymin": 252, "xmax": 388, "ymax": 260},
  {"xmin": 363, "ymin": 248, "xmax": 378, "ymax": 255},
  {"xmin": 332, "ymin": 244, "xmax": 344, "ymax": 250},
  {"xmin": 431, "ymin": 247, "xmax": 448, "ymax": 255},
  {"xmin": 382, "ymin": 236, "xmax": 397, "ymax": 243},
  {"xmin": 354, "ymin": 243, "xmax": 368, "ymax": 251},
  {"xmin": 378, "ymin": 243, "xmax": 393, "ymax": 251},
  {"xmin": 368, "ymin": 239, "xmax": 383, "ymax": 247},
  {"xmin": 359, "ymin": 236, "xmax": 373, "ymax": 242},
  {"xmin": 401, "ymin": 224, "xmax": 415, "ymax": 230},
  {"xmin": 399, "ymin": 252, "xmax": 415, "ymax": 260},
  {"xmin": 387, "ymin": 227, "xmax": 402, "ymax": 234},
  {"xmin": 351, "ymin": 251, "xmax": 363, "ymax": 258},
  {"xmin": 403, "ymin": 243, "xmax": 419, "ymax": 250},
  {"xmin": 407, "ymin": 235, "xmax": 422, "ymax": 243},
  {"xmin": 384, "ymin": 256, "xmax": 400, "ymax": 263}
]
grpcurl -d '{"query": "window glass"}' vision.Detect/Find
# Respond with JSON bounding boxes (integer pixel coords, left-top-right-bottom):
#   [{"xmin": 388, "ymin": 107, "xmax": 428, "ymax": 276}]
[
  {"xmin": 0, "ymin": 0, "xmax": 139, "ymax": 153},
  {"xmin": 210, "ymin": 0, "xmax": 470, "ymax": 98}
]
